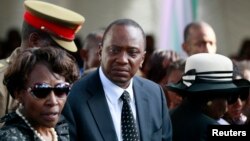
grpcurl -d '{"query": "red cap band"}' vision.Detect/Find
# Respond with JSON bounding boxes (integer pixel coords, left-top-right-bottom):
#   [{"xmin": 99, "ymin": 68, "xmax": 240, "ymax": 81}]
[{"xmin": 24, "ymin": 11, "xmax": 80, "ymax": 41}]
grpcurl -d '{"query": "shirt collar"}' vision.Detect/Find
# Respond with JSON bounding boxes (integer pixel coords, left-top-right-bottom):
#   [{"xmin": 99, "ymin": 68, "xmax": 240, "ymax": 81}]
[{"xmin": 99, "ymin": 67, "xmax": 134, "ymax": 104}]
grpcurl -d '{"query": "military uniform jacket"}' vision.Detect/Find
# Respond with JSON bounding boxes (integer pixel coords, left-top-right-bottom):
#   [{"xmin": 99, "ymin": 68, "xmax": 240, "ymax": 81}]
[
  {"xmin": 0, "ymin": 48, "xmax": 20, "ymax": 121},
  {"xmin": 0, "ymin": 112, "xmax": 70, "ymax": 141}
]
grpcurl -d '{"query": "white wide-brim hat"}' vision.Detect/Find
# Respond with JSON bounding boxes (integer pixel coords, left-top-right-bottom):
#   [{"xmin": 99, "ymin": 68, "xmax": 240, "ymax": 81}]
[{"xmin": 167, "ymin": 53, "xmax": 250, "ymax": 96}]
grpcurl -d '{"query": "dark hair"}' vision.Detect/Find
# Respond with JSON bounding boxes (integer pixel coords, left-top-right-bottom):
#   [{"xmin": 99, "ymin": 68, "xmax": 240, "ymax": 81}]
[
  {"xmin": 237, "ymin": 38, "xmax": 250, "ymax": 60},
  {"xmin": 232, "ymin": 60, "xmax": 244, "ymax": 79},
  {"xmin": 4, "ymin": 47, "xmax": 79, "ymax": 98},
  {"xmin": 102, "ymin": 19, "xmax": 146, "ymax": 49},
  {"xmin": 21, "ymin": 21, "xmax": 59, "ymax": 49},
  {"xmin": 183, "ymin": 22, "xmax": 200, "ymax": 42},
  {"xmin": 22, "ymin": 21, "xmax": 49, "ymax": 41},
  {"xmin": 146, "ymin": 50, "xmax": 180, "ymax": 83},
  {"xmin": 166, "ymin": 59, "xmax": 186, "ymax": 78},
  {"xmin": 183, "ymin": 21, "xmax": 212, "ymax": 42},
  {"xmin": 83, "ymin": 29, "xmax": 105, "ymax": 50}
]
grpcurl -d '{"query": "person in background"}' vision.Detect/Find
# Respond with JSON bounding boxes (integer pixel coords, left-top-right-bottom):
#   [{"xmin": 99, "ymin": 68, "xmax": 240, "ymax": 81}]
[
  {"xmin": 62, "ymin": 19, "xmax": 172, "ymax": 141},
  {"xmin": 182, "ymin": 21, "xmax": 217, "ymax": 56},
  {"xmin": 164, "ymin": 59, "xmax": 185, "ymax": 110},
  {"xmin": 0, "ymin": 47, "xmax": 79, "ymax": 141},
  {"xmin": 144, "ymin": 50, "xmax": 180, "ymax": 109},
  {"xmin": 0, "ymin": 0, "xmax": 85, "ymax": 122},
  {"xmin": 69, "ymin": 36, "xmax": 84, "ymax": 72},
  {"xmin": 223, "ymin": 93, "xmax": 248, "ymax": 125},
  {"xmin": 222, "ymin": 61, "xmax": 249, "ymax": 125},
  {"xmin": 80, "ymin": 29, "xmax": 105, "ymax": 76},
  {"xmin": 139, "ymin": 35, "xmax": 156, "ymax": 77},
  {"xmin": 232, "ymin": 38, "xmax": 250, "ymax": 60},
  {"xmin": 145, "ymin": 50, "xmax": 180, "ymax": 83},
  {"xmin": 1, "ymin": 28, "xmax": 21, "ymax": 59},
  {"xmin": 167, "ymin": 53, "xmax": 250, "ymax": 141}
]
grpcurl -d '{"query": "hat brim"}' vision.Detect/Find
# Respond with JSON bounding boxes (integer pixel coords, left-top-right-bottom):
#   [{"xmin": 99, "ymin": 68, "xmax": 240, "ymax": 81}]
[
  {"xmin": 167, "ymin": 79, "xmax": 250, "ymax": 96},
  {"xmin": 51, "ymin": 36, "xmax": 77, "ymax": 52}
]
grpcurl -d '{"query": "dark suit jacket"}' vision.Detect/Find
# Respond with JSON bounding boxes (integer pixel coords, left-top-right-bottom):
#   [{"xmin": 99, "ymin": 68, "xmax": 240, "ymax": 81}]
[{"xmin": 62, "ymin": 69, "xmax": 172, "ymax": 141}]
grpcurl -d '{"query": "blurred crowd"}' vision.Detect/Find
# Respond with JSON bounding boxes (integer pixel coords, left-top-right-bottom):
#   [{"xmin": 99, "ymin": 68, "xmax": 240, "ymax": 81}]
[{"xmin": 0, "ymin": 1, "xmax": 250, "ymax": 141}]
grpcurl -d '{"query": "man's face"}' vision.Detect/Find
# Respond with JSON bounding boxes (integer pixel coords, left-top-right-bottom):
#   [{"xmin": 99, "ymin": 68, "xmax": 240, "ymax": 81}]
[
  {"xmin": 185, "ymin": 25, "xmax": 217, "ymax": 56},
  {"xmin": 100, "ymin": 25, "xmax": 145, "ymax": 88}
]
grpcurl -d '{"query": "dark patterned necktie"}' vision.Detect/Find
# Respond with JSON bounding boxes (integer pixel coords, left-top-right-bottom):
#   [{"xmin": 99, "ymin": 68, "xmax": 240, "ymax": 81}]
[{"xmin": 121, "ymin": 91, "xmax": 139, "ymax": 141}]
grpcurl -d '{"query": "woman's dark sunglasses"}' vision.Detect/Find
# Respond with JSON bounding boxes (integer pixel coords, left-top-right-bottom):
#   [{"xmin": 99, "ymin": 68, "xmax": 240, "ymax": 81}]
[
  {"xmin": 227, "ymin": 93, "xmax": 249, "ymax": 105},
  {"xmin": 27, "ymin": 82, "xmax": 71, "ymax": 99}
]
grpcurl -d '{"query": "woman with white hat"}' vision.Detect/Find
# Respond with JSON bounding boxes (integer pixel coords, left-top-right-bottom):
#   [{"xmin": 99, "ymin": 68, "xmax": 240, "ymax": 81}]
[{"xmin": 167, "ymin": 53, "xmax": 250, "ymax": 141}]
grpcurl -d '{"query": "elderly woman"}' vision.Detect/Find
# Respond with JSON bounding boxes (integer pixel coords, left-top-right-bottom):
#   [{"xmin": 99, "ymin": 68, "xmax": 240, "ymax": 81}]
[{"xmin": 0, "ymin": 47, "xmax": 79, "ymax": 141}]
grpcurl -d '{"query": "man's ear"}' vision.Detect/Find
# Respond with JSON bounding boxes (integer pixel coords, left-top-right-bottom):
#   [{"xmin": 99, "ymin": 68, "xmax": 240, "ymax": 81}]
[
  {"xmin": 140, "ymin": 51, "xmax": 146, "ymax": 67},
  {"xmin": 182, "ymin": 42, "xmax": 189, "ymax": 55},
  {"xmin": 28, "ymin": 32, "xmax": 40, "ymax": 47},
  {"xmin": 80, "ymin": 48, "xmax": 88, "ymax": 61},
  {"xmin": 98, "ymin": 44, "xmax": 103, "ymax": 61}
]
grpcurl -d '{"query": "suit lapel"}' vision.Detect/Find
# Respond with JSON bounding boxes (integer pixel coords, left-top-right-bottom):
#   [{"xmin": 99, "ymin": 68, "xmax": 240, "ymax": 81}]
[
  {"xmin": 87, "ymin": 70, "xmax": 118, "ymax": 141},
  {"xmin": 133, "ymin": 77, "xmax": 150, "ymax": 141}
]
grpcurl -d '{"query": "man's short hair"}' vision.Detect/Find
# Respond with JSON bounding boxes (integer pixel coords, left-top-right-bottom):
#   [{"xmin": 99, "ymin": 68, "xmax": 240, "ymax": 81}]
[{"xmin": 102, "ymin": 19, "xmax": 146, "ymax": 48}]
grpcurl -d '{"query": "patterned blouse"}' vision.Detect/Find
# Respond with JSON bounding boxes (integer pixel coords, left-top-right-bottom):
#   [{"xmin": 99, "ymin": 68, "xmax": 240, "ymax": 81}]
[{"xmin": 0, "ymin": 112, "xmax": 70, "ymax": 141}]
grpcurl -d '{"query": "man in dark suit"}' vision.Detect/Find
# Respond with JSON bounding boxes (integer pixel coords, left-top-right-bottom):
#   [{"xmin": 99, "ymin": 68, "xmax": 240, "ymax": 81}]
[{"xmin": 62, "ymin": 19, "xmax": 172, "ymax": 141}]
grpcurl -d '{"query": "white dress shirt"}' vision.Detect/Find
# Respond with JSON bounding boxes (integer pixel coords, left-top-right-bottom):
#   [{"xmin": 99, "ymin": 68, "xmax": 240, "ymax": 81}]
[{"xmin": 99, "ymin": 67, "xmax": 137, "ymax": 141}]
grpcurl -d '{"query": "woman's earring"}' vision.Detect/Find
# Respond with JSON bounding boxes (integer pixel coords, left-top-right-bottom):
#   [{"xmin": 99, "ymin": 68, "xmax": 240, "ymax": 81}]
[
  {"xmin": 207, "ymin": 101, "xmax": 213, "ymax": 106},
  {"xmin": 19, "ymin": 103, "xmax": 24, "ymax": 109}
]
